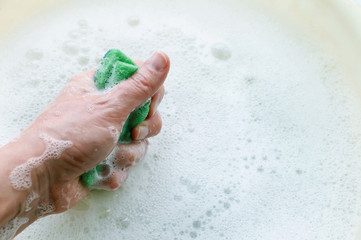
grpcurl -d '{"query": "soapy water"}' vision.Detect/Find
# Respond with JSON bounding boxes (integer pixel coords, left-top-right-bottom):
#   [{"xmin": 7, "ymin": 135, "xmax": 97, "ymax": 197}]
[{"xmin": 0, "ymin": 0, "xmax": 360, "ymax": 239}]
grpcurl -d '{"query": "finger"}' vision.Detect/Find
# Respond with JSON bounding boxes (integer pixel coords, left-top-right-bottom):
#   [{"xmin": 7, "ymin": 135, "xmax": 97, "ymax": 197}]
[
  {"xmin": 107, "ymin": 51, "xmax": 170, "ymax": 113},
  {"xmin": 114, "ymin": 140, "xmax": 148, "ymax": 168},
  {"xmin": 91, "ymin": 169, "xmax": 129, "ymax": 191},
  {"xmin": 107, "ymin": 169, "xmax": 129, "ymax": 191},
  {"xmin": 132, "ymin": 111, "xmax": 162, "ymax": 140},
  {"xmin": 134, "ymin": 60, "xmax": 144, "ymax": 67},
  {"xmin": 65, "ymin": 68, "xmax": 97, "ymax": 94},
  {"xmin": 147, "ymin": 85, "xmax": 165, "ymax": 119}
]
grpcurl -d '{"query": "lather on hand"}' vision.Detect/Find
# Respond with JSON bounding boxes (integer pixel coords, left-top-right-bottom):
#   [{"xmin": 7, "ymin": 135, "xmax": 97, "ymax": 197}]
[{"xmin": 0, "ymin": 51, "xmax": 170, "ymax": 238}]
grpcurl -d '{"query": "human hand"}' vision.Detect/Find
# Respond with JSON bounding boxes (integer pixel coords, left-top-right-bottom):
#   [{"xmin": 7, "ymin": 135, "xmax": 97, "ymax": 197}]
[
  {"xmin": 0, "ymin": 51, "xmax": 169, "ymax": 232},
  {"xmin": 90, "ymin": 60, "xmax": 165, "ymax": 191}
]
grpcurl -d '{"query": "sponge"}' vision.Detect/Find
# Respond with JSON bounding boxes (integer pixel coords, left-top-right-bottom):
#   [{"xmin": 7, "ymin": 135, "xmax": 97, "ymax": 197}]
[{"xmin": 81, "ymin": 49, "xmax": 150, "ymax": 187}]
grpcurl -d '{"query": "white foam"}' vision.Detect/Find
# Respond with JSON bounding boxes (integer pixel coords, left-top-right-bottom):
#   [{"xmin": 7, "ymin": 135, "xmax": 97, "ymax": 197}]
[
  {"xmin": 36, "ymin": 202, "xmax": 55, "ymax": 218},
  {"xmin": 0, "ymin": 217, "xmax": 28, "ymax": 240},
  {"xmin": 127, "ymin": 16, "xmax": 140, "ymax": 27},
  {"xmin": 9, "ymin": 134, "xmax": 73, "ymax": 191},
  {"xmin": 108, "ymin": 126, "xmax": 120, "ymax": 144},
  {"xmin": 0, "ymin": 0, "xmax": 360, "ymax": 239},
  {"xmin": 211, "ymin": 43, "xmax": 231, "ymax": 60},
  {"xmin": 25, "ymin": 191, "xmax": 40, "ymax": 212}
]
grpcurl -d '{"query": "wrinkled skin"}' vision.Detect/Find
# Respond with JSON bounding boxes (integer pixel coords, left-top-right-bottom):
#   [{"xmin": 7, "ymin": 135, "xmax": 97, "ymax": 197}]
[
  {"xmin": 0, "ymin": 51, "xmax": 170, "ymax": 235},
  {"xmin": 38, "ymin": 54, "xmax": 168, "ymax": 212}
]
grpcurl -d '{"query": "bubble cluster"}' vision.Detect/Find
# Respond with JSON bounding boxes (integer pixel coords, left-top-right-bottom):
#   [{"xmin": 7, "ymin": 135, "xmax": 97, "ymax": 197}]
[
  {"xmin": 9, "ymin": 134, "xmax": 73, "ymax": 190},
  {"xmin": 37, "ymin": 202, "xmax": 56, "ymax": 218},
  {"xmin": 25, "ymin": 191, "xmax": 40, "ymax": 212},
  {"xmin": 108, "ymin": 126, "xmax": 120, "ymax": 144},
  {"xmin": 0, "ymin": 217, "xmax": 29, "ymax": 240}
]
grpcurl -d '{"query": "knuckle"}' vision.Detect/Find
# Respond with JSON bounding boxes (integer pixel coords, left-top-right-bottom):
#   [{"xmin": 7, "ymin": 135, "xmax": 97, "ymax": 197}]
[
  {"xmin": 159, "ymin": 85, "xmax": 165, "ymax": 98},
  {"xmin": 127, "ymin": 151, "xmax": 137, "ymax": 163},
  {"xmin": 130, "ymin": 70, "xmax": 155, "ymax": 97},
  {"xmin": 153, "ymin": 113, "xmax": 162, "ymax": 134}
]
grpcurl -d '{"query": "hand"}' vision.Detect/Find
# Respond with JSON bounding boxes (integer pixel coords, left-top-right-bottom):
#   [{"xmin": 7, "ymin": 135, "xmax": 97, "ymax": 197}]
[
  {"xmin": 91, "ymin": 60, "xmax": 165, "ymax": 191},
  {"xmin": 0, "ymin": 51, "xmax": 170, "ymax": 234}
]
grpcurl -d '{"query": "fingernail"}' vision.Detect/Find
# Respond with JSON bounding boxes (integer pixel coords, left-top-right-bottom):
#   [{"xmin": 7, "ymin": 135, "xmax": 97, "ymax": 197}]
[
  {"xmin": 153, "ymin": 102, "xmax": 160, "ymax": 116},
  {"xmin": 135, "ymin": 126, "xmax": 149, "ymax": 140},
  {"xmin": 148, "ymin": 51, "xmax": 168, "ymax": 72}
]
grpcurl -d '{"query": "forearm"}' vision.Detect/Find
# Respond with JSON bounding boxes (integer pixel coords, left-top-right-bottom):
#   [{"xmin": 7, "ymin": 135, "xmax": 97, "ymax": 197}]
[{"xmin": 0, "ymin": 128, "xmax": 49, "ymax": 237}]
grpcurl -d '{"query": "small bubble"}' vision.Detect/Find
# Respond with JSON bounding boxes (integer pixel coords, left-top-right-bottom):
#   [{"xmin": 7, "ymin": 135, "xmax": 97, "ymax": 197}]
[
  {"xmin": 81, "ymin": 47, "xmax": 90, "ymax": 53},
  {"xmin": 62, "ymin": 41, "xmax": 79, "ymax": 56},
  {"xmin": 174, "ymin": 195, "xmax": 183, "ymax": 201},
  {"xmin": 78, "ymin": 56, "xmax": 89, "ymax": 66},
  {"xmin": 193, "ymin": 220, "xmax": 201, "ymax": 229},
  {"xmin": 211, "ymin": 43, "xmax": 231, "ymax": 60},
  {"xmin": 296, "ymin": 169, "xmax": 303, "ymax": 175},
  {"xmin": 189, "ymin": 232, "xmax": 198, "ymax": 238},
  {"xmin": 26, "ymin": 49, "xmax": 43, "ymax": 61},
  {"xmin": 98, "ymin": 207, "xmax": 111, "ymax": 219},
  {"xmin": 68, "ymin": 30, "xmax": 80, "ymax": 39},
  {"xmin": 29, "ymin": 79, "xmax": 40, "ymax": 87},
  {"xmin": 206, "ymin": 210, "xmax": 212, "ymax": 217},
  {"xmin": 223, "ymin": 188, "xmax": 231, "ymax": 194},
  {"xmin": 127, "ymin": 16, "xmax": 140, "ymax": 26},
  {"xmin": 223, "ymin": 202, "xmax": 230, "ymax": 209},
  {"xmin": 245, "ymin": 76, "xmax": 255, "ymax": 84},
  {"xmin": 116, "ymin": 217, "xmax": 130, "ymax": 229},
  {"xmin": 78, "ymin": 19, "xmax": 88, "ymax": 28},
  {"xmin": 97, "ymin": 164, "xmax": 111, "ymax": 177}
]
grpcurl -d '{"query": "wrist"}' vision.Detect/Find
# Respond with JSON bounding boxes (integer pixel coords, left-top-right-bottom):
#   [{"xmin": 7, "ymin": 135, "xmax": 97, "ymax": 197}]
[{"xmin": 0, "ymin": 127, "xmax": 48, "ymax": 232}]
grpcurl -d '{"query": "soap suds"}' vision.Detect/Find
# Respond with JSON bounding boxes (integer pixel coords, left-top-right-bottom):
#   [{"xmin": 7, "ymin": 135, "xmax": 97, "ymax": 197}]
[
  {"xmin": 25, "ymin": 191, "xmax": 40, "ymax": 212},
  {"xmin": 108, "ymin": 126, "xmax": 120, "ymax": 144},
  {"xmin": 37, "ymin": 202, "xmax": 56, "ymax": 218},
  {"xmin": 0, "ymin": 0, "xmax": 360, "ymax": 239},
  {"xmin": 0, "ymin": 217, "xmax": 29, "ymax": 240},
  {"xmin": 9, "ymin": 134, "xmax": 73, "ymax": 191}
]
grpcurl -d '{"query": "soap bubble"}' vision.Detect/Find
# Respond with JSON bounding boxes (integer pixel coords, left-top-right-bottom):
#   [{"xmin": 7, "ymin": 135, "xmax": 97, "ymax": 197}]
[
  {"xmin": 211, "ymin": 43, "xmax": 231, "ymax": 60},
  {"xmin": 62, "ymin": 41, "xmax": 79, "ymax": 56},
  {"xmin": 127, "ymin": 16, "xmax": 140, "ymax": 26},
  {"xmin": 26, "ymin": 49, "xmax": 43, "ymax": 61},
  {"xmin": 1, "ymin": 0, "xmax": 361, "ymax": 239}
]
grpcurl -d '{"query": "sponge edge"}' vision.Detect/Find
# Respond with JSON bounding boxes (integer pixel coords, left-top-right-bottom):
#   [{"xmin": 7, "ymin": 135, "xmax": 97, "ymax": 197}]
[
  {"xmin": 94, "ymin": 49, "xmax": 138, "ymax": 89},
  {"xmin": 81, "ymin": 49, "xmax": 151, "ymax": 187},
  {"xmin": 119, "ymin": 100, "xmax": 151, "ymax": 142}
]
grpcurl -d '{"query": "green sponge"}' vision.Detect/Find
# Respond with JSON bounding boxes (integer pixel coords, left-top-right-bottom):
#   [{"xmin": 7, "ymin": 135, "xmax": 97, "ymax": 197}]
[{"xmin": 81, "ymin": 49, "xmax": 151, "ymax": 187}]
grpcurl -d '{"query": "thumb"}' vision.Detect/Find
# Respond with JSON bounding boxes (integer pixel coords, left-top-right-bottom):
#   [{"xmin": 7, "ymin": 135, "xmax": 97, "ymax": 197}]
[{"xmin": 108, "ymin": 51, "xmax": 170, "ymax": 113}]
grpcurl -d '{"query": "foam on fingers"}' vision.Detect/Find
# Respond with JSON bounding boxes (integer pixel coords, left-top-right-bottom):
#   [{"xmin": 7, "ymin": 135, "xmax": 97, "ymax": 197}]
[{"xmin": 0, "ymin": 0, "xmax": 360, "ymax": 239}]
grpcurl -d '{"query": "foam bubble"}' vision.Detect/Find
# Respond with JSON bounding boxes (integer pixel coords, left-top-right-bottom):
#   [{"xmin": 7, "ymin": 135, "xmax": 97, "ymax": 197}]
[
  {"xmin": 108, "ymin": 126, "xmax": 120, "ymax": 144},
  {"xmin": 211, "ymin": 43, "xmax": 231, "ymax": 60},
  {"xmin": 25, "ymin": 49, "xmax": 43, "ymax": 61},
  {"xmin": 61, "ymin": 41, "xmax": 79, "ymax": 56},
  {"xmin": 0, "ymin": 217, "xmax": 29, "ymax": 240},
  {"xmin": 0, "ymin": 0, "xmax": 360, "ymax": 239},
  {"xmin": 9, "ymin": 134, "xmax": 73, "ymax": 190},
  {"xmin": 37, "ymin": 202, "xmax": 56, "ymax": 218},
  {"xmin": 25, "ymin": 191, "xmax": 40, "ymax": 212},
  {"xmin": 127, "ymin": 16, "xmax": 140, "ymax": 27},
  {"xmin": 77, "ymin": 56, "xmax": 89, "ymax": 66}
]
